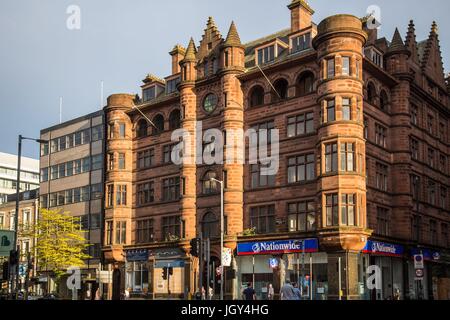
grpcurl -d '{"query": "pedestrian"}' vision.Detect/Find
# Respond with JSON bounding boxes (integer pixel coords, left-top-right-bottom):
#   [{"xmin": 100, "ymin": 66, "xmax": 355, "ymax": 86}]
[
  {"xmin": 280, "ymin": 280, "xmax": 296, "ymax": 300},
  {"xmin": 95, "ymin": 288, "xmax": 101, "ymax": 300},
  {"xmin": 201, "ymin": 286, "xmax": 206, "ymax": 300},
  {"xmin": 293, "ymin": 283, "xmax": 302, "ymax": 300},
  {"xmin": 208, "ymin": 286, "xmax": 214, "ymax": 300},
  {"xmin": 267, "ymin": 283, "xmax": 274, "ymax": 300},
  {"xmin": 242, "ymin": 282, "xmax": 256, "ymax": 301},
  {"xmin": 85, "ymin": 288, "xmax": 91, "ymax": 300},
  {"xmin": 124, "ymin": 288, "xmax": 131, "ymax": 300}
]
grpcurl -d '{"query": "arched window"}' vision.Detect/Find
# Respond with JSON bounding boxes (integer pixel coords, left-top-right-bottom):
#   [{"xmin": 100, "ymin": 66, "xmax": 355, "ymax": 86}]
[
  {"xmin": 249, "ymin": 86, "xmax": 265, "ymax": 107},
  {"xmin": 272, "ymin": 78, "xmax": 289, "ymax": 102},
  {"xmin": 296, "ymin": 72, "xmax": 314, "ymax": 96},
  {"xmin": 201, "ymin": 212, "xmax": 219, "ymax": 239},
  {"xmin": 137, "ymin": 119, "xmax": 148, "ymax": 138},
  {"xmin": 152, "ymin": 114, "xmax": 165, "ymax": 135},
  {"xmin": 380, "ymin": 90, "xmax": 389, "ymax": 112},
  {"xmin": 202, "ymin": 171, "xmax": 218, "ymax": 195},
  {"xmin": 367, "ymin": 82, "xmax": 377, "ymax": 106},
  {"xmin": 169, "ymin": 109, "xmax": 181, "ymax": 130}
]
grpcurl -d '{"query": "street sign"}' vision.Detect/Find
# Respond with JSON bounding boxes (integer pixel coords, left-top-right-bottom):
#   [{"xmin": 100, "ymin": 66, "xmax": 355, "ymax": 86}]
[
  {"xmin": 0, "ymin": 230, "xmax": 14, "ymax": 257},
  {"xmin": 222, "ymin": 248, "xmax": 232, "ymax": 267},
  {"xmin": 414, "ymin": 254, "xmax": 424, "ymax": 269},
  {"xmin": 269, "ymin": 258, "xmax": 279, "ymax": 269},
  {"xmin": 415, "ymin": 268, "xmax": 424, "ymax": 280}
]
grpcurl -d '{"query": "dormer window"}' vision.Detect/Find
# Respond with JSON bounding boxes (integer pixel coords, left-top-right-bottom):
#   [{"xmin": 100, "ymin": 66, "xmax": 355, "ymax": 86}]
[
  {"xmin": 166, "ymin": 77, "xmax": 180, "ymax": 94},
  {"xmin": 257, "ymin": 45, "xmax": 275, "ymax": 65},
  {"xmin": 366, "ymin": 47, "xmax": 383, "ymax": 68},
  {"xmin": 143, "ymin": 84, "xmax": 165, "ymax": 102},
  {"xmin": 256, "ymin": 40, "xmax": 288, "ymax": 66},
  {"xmin": 290, "ymin": 32, "xmax": 311, "ymax": 54}
]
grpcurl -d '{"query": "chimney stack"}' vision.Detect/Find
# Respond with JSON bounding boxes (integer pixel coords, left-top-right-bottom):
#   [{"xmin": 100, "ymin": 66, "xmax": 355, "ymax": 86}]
[
  {"xmin": 169, "ymin": 44, "xmax": 186, "ymax": 75},
  {"xmin": 288, "ymin": 0, "xmax": 314, "ymax": 33}
]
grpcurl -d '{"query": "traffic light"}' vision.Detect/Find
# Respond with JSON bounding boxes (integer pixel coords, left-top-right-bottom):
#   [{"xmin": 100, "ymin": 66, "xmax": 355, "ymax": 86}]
[
  {"xmin": 2, "ymin": 262, "xmax": 9, "ymax": 281},
  {"xmin": 162, "ymin": 267, "xmax": 168, "ymax": 280},
  {"xmin": 168, "ymin": 267, "xmax": 173, "ymax": 276},
  {"xmin": 9, "ymin": 250, "xmax": 19, "ymax": 266},
  {"xmin": 190, "ymin": 238, "xmax": 201, "ymax": 257}
]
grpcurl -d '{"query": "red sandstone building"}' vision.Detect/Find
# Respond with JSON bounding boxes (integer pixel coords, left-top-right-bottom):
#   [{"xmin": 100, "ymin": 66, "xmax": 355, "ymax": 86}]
[{"xmin": 101, "ymin": 1, "xmax": 450, "ymax": 300}]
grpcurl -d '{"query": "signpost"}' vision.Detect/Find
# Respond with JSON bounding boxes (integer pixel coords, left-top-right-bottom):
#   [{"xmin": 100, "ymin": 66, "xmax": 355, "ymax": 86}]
[{"xmin": 414, "ymin": 254, "xmax": 424, "ymax": 281}]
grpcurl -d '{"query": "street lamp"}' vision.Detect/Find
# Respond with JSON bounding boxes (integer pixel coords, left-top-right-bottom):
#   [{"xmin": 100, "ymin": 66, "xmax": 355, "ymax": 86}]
[
  {"xmin": 210, "ymin": 177, "xmax": 224, "ymax": 301},
  {"xmin": 11, "ymin": 135, "xmax": 48, "ymax": 297}
]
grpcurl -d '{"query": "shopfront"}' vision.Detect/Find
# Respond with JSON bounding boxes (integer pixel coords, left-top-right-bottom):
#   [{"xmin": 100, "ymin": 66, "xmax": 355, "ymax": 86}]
[
  {"xmin": 362, "ymin": 240, "xmax": 405, "ymax": 300},
  {"xmin": 236, "ymin": 238, "xmax": 328, "ymax": 300},
  {"xmin": 125, "ymin": 249, "xmax": 150, "ymax": 295},
  {"xmin": 409, "ymin": 248, "xmax": 450, "ymax": 300}
]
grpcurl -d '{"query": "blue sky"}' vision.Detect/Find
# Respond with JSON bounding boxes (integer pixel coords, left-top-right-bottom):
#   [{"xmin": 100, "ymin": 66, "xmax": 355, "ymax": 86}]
[{"xmin": 0, "ymin": 0, "xmax": 449, "ymax": 158}]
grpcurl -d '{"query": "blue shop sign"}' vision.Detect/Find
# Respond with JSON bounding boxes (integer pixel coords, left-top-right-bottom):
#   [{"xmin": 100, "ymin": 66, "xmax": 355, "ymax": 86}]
[
  {"xmin": 237, "ymin": 238, "xmax": 319, "ymax": 256},
  {"xmin": 410, "ymin": 248, "xmax": 441, "ymax": 262},
  {"xmin": 363, "ymin": 240, "xmax": 404, "ymax": 257},
  {"xmin": 155, "ymin": 260, "xmax": 185, "ymax": 268},
  {"xmin": 126, "ymin": 249, "xmax": 150, "ymax": 262}
]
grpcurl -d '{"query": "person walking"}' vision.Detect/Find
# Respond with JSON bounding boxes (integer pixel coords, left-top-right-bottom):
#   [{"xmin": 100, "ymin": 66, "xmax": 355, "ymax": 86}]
[
  {"xmin": 267, "ymin": 283, "xmax": 274, "ymax": 300},
  {"xmin": 242, "ymin": 283, "xmax": 256, "ymax": 301},
  {"xmin": 293, "ymin": 283, "xmax": 302, "ymax": 300},
  {"xmin": 124, "ymin": 288, "xmax": 131, "ymax": 300},
  {"xmin": 280, "ymin": 280, "xmax": 296, "ymax": 300}
]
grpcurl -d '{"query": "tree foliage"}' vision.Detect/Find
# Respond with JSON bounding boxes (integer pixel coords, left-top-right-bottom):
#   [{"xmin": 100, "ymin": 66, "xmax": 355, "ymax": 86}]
[{"xmin": 23, "ymin": 209, "xmax": 91, "ymax": 280}]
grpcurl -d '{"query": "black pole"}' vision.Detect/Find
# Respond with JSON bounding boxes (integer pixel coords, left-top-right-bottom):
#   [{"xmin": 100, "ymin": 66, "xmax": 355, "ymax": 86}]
[{"xmin": 12, "ymin": 135, "xmax": 22, "ymax": 298}]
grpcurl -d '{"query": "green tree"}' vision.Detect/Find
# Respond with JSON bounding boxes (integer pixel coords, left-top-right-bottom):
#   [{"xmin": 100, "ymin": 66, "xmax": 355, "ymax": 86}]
[{"xmin": 24, "ymin": 209, "xmax": 91, "ymax": 282}]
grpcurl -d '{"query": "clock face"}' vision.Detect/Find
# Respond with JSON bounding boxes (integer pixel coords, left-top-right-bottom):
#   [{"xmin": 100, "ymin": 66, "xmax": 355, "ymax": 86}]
[{"xmin": 203, "ymin": 93, "xmax": 218, "ymax": 113}]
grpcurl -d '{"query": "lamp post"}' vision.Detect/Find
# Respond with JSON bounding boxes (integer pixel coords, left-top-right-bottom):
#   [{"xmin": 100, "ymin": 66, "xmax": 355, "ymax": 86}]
[
  {"xmin": 11, "ymin": 135, "xmax": 48, "ymax": 297},
  {"xmin": 210, "ymin": 178, "xmax": 224, "ymax": 301}
]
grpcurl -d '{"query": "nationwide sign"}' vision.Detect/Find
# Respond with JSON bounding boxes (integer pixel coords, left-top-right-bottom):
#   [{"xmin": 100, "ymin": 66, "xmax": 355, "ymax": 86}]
[
  {"xmin": 237, "ymin": 239, "xmax": 319, "ymax": 256},
  {"xmin": 362, "ymin": 240, "xmax": 404, "ymax": 257}
]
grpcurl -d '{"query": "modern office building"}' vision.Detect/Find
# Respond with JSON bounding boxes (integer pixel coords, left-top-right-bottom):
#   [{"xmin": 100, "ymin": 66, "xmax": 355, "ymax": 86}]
[
  {"xmin": 39, "ymin": 110, "xmax": 105, "ymax": 298},
  {"xmin": 0, "ymin": 152, "xmax": 39, "ymax": 205}
]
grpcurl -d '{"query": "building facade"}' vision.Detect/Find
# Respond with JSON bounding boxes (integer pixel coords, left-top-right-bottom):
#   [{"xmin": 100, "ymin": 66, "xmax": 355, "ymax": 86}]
[
  {"xmin": 0, "ymin": 190, "xmax": 39, "ymax": 294},
  {"xmin": 39, "ymin": 110, "xmax": 105, "ymax": 297},
  {"xmin": 0, "ymin": 152, "xmax": 39, "ymax": 205},
  {"xmin": 100, "ymin": 1, "xmax": 450, "ymax": 300}
]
